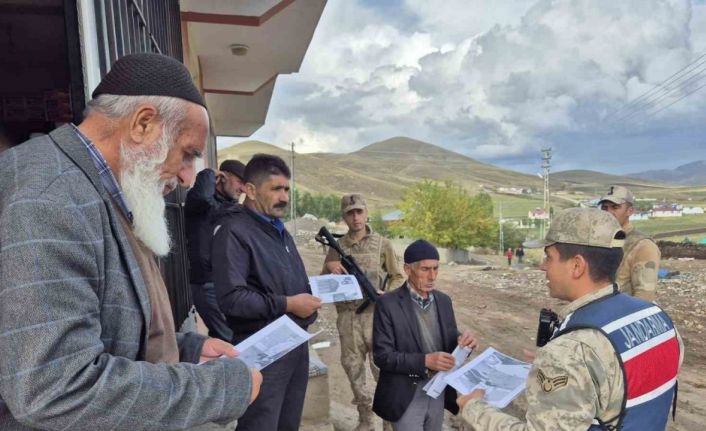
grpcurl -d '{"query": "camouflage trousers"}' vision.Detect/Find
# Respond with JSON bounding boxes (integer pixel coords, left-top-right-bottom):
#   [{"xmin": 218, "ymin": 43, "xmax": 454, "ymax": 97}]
[{"xmin": 336, "ymin": 303, "xmax": 379, "ymax": 407}]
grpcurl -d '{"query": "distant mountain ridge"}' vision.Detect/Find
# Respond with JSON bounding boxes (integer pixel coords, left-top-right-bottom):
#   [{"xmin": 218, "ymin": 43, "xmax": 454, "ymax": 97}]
[
  {"xmin": 217, "ymin": 137, "xmax": 682, "ymax": 212},
  {"xmin": 218, "ymin": 137, "xmax": 545, "ymax": 202},
  {"xmin": 629, "ymin": 161, "xmax": 706, "ymax": 185}
]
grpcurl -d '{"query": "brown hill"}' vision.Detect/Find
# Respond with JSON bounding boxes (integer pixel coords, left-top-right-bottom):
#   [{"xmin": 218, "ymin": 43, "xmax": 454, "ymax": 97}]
[
  {"xmin": 216, "ymin": 137, "xmax": 693, "ymax": 216},
  {"xmin": 218, "ymin": 137, "xmax": 545, "ymax": 211}
]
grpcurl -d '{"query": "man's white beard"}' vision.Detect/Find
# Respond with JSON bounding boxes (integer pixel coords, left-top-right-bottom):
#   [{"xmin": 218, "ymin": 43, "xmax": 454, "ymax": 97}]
[{"xmin": 119, "ymin": 130, "xmax": 175, "ymax": 257}]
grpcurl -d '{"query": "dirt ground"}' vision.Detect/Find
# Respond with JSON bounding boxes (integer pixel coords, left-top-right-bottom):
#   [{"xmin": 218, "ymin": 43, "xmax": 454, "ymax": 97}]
[{"xmin": 295, "ymin": 239, "xmax": 706, "ymax": 431}]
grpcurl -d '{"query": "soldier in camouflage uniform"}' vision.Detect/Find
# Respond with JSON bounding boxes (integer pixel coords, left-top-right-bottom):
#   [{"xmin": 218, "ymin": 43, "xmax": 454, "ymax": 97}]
[
  {"xmin": 322, "ymin": 193, "xmax": 404, "ymax": 431},
  {"xmin": 457, "ymin": 208, "xmax": 683, "ymax": 431},
  {"xmin": 599, "ymin": 185, "xmax": 661, "ymax": 301}
]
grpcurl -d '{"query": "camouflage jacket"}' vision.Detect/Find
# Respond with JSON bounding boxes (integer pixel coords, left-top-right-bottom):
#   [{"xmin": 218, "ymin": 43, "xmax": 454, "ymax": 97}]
[
  {"xmin": 321, "ymin": 225, "xmax": 404, "ymax": 310},
  {"xmin": 616, "ymin": 223, "xmax": 660, "ymax": 301},
  {"xmin": 461, "ymin": 285, "xmax": 684, "ymax": 431}
]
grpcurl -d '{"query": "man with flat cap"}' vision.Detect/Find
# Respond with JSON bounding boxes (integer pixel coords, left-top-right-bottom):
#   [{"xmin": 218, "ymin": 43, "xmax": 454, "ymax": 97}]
[
  {"xmin": 321, "ymin": 193, "xmax": 404, "ymax": 431},
  {"xmin": 458, "ymin": 208, "xmax": 682, "ymax": 431},
  {"xmin": 599, "ymin": 185, "xmax": 661, "ymax": 300},
  {"xmin": 372, "ymin": 240, "xmax": 478, "ymax": 431},
  {"xmin": 0, "ymin": 53, "xmax": 260, "ymax": 430},
  {"xmin": 185, "ymin": 160, "xmax": 246, "ymax": 342}
]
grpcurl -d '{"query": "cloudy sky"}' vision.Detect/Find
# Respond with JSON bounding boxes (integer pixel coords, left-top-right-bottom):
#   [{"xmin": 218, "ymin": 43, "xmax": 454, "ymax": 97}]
[{"xmin": 218, "ymin": 0, "xmax": 706, "ymax": 175}]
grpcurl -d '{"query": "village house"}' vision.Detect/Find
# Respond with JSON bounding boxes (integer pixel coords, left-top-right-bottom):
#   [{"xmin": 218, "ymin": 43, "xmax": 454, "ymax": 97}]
[
  {"xmin": 528, "ymin": 208, "xmax": 549, "ymax": 220},
  {"xmin": 652, "ymin": 204, "xmax": 683, "ymax": 217}
]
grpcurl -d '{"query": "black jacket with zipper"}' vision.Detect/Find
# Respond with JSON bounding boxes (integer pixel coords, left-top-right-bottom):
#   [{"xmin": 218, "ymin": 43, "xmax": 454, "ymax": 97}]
[
  {"xmin": 184, "ymin": 169, "xmax": 237, "ymax": 284},
  {"xmin": 211, "ymin": 204, "xmax": 317, "ymax": 339}
]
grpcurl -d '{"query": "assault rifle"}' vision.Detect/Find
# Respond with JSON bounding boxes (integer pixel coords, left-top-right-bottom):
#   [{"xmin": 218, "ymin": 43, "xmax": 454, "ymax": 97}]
[{"xmin": 315, "ymin": 226, "xmax": 379, "ymax": 314}]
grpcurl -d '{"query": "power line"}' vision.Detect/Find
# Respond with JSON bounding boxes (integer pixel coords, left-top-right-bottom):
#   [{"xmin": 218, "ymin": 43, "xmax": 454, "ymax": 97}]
[
  {"xmin": 610, "ymin": 52, "xmax": 706, "ymax": 123},
  {"xmin": 641, "ymin": 78, "xmax": 706, "ymax": 120},
  {"xmin": 619, "ymin": 67, "xmax": 706, "ymax": 122},
  {"xmin": 612, "ymin": 52, "xmax": 706, "ymax": 117}
]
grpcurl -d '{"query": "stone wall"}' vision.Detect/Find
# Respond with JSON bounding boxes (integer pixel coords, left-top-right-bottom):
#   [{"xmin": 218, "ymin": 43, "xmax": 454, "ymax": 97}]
[
  {"xmin": 390, "ymin": 239, "xmax": 471, "ymax": 264},
  {"xmin": 658, "ymin": 241, "xmax": 706, "ymax": 260}
]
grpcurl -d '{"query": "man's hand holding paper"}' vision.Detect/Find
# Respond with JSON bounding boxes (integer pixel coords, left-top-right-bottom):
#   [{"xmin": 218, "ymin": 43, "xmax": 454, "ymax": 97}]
[{"xmin": 199, "ymin": 337, "xmax": 239, "ymax": 363}]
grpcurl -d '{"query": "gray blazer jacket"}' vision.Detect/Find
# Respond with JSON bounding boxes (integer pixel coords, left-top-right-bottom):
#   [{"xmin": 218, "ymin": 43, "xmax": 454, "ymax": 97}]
[{"xmin": 0, "ymin": 125, "xmax": 252, "ymax": 430}]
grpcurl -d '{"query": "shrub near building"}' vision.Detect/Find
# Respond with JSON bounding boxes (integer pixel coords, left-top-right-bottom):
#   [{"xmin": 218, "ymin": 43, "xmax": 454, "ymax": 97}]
[{"xmin": 392, "ymin": 179, "xmax": 497, "ymax": 249}]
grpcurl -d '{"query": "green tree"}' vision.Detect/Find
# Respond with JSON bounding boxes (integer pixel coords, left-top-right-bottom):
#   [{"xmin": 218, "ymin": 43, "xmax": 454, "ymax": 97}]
[
  {"xmin": 634, "ymin": 200, "xmax": 653, "ymax": 212},
  {"xmin": 370, "ymin": 211, "xmax": 390, "ymax": 237},
  {"xmin": 298, "ymin": 191, "xmax": 315, "ymax": 217},
  {"xmin": 291, "ymin": 191, "xmax": 342, "ymax": 222},
  {"xmin": 393, "ymin": 180, "xmax": 497, "ymax": 248},
  {"xmin": 501, "ymin": 222, "xmax": 527, "ymax": 250},
  {"xmin": 323, "ymin": 195, "xmax": 340, "ymax": 221}
]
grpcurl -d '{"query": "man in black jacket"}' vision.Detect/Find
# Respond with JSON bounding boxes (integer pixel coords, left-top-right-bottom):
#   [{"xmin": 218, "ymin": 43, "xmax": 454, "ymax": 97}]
[
  {"xmin": 184, "ymin": 159, "xmax": 245, "ymax": 341},
  {"xmin": 211, "ymin": 154, "xmax": 321, "ymax": 431},
  {"xmin": 373, "ymin": 240, "xmax": 477, "ymax": 431}
]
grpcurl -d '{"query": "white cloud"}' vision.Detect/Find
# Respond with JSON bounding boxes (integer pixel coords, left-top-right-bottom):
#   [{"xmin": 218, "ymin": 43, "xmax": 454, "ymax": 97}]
[
  {"xmin": 691, "ymin": 2, "xmax": 706, "ymax": 52},
  {"xmin": 270, "ymin": 118, "xmax": 358, "ymax": 153},
  {"xmin": 231, "ymin": 0, "xmax": 706, "ymax": 173},
  {"xmin": 402, "ymin": 0, "xmax": 537, "ymax": 44},
  {"xmin": 406, "ymin": 0, "xmax": 699, "ymax": 158}
]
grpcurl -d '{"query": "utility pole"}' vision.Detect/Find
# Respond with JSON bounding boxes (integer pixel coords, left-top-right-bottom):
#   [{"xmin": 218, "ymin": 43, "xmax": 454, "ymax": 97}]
[
  {"xmin": 290, "ymin": 141, "xmax": 297, "ymax": 236},
  {"xmin": 541, "ymin": 147, "xmax": 552, "ymax": 239},
  {"xmin": 498, "ymin": 201, "xmax": 504, "ymax": 254}
]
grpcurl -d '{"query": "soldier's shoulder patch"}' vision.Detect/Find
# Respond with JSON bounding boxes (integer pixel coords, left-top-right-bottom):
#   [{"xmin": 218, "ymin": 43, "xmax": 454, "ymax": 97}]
[{"xmin": 537, "ymin": 369, "xmax": 569, "ymax": 393}]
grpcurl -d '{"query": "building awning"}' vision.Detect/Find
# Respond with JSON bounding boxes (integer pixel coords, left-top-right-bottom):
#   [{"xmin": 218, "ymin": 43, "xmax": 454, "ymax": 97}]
[{"xmin": 180, "ymin": 0, "xmax": 326, "ymax": 137}]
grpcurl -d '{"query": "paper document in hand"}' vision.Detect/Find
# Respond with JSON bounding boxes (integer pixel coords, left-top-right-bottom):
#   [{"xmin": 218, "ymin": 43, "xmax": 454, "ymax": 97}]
[
  {"xmin": 423, "ymin": 346, "xmax": 472, "ymax": 399},
  {"xmin": 308, "ymin": 274, "xmax": 363, "ymax": 303},
  {"xmin": 234, "ymin": 315, "xmax": 318, "ymax": 370},
  {"xmin": 445, "ymin": 347, "xmax": 530, "ymax": 408}
]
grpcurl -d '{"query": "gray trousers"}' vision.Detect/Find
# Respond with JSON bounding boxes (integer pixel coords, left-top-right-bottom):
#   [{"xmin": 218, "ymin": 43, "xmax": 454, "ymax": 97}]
[
  {"xmin": 392, "ymin": 382, "xmax": 444, "ymax": 431},
  {"xmin": 190, "ymin": 282, "xmax": 233, "ymax": 342},
  {"xmin": 234, "ymin": 342, "xmax": 309, "ymax": 431}
]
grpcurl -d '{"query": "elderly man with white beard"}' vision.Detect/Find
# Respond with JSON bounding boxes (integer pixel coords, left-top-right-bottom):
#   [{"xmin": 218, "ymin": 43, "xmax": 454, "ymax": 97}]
[{"xmin": 0, "ymin": 53, "xmax": 261, "ymax": 431}]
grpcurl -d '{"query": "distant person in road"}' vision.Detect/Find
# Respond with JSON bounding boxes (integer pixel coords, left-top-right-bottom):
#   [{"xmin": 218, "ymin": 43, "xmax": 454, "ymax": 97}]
[
  {"xmin": 185, "ymin": 159, "xmax": 246, "ymax": 342},
  {"xmin": 211, "ymin": 154, "xmax": 321, "ymax": 431},
  {"xmin": 372, "ymin": 239, "xmax": 478, "ymax": 431},
  {"xmin": 599, "ymin": 185, "xmax": 661, "ymax": 301},
  {"xmin": 458, "ymin": 208, "xmax": 682, "ymax": 431},
  {"xmin": 515, "ymin": 245, "xmax": 525, "ymax": 264},
  {"xmin": 321, "ymin": 193, "xmax": 405, "ymax": 431},
  {"xmin": 505, "ymin": 247, "xmax": 513, "ymax": 267}
]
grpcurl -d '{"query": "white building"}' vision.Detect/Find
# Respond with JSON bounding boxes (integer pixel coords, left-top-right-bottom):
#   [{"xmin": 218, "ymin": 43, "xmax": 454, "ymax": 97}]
[
  {"xmin": 630, "ymin": 212, "xmax": 650, "ymax": 221},
  {"xmin": 652, "ymin": 206, "xmax": 682, "ymax": 217},
  {"xmin": 498, "ymin": 187, "xmax": 525, "ymax": 195}
]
